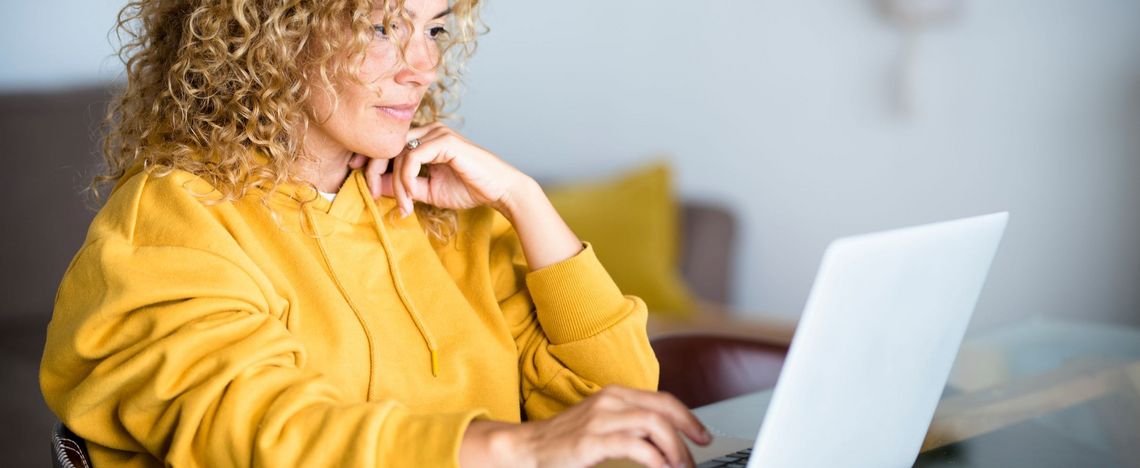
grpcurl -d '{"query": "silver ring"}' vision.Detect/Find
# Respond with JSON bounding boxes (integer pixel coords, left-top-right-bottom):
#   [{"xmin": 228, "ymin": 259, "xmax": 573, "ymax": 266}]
[{"xmin": 406, "ymin": 138, "xmax": 421, "ymax": 150}]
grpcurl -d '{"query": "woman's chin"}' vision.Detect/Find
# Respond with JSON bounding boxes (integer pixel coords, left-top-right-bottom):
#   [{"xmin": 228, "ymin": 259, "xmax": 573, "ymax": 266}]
[{"xmin": 357, "ymin": 143, "xmax": 405, "ymax": 161}]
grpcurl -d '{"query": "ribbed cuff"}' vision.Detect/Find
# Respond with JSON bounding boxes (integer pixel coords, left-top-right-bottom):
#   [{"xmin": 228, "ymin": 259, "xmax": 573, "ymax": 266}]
[
  {"xmin": 525, "ymin": 242, "xmax": 631, "ymax": 344},
  {"xmin": 381, "ymin": 407, "xmax": 488, "ymax": 467}
]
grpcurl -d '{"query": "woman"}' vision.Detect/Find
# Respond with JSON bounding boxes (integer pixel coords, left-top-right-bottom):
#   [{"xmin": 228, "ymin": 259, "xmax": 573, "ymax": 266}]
[{"xmin": 40, "ymin": 0, "xmax": 711, "ymax": 466}]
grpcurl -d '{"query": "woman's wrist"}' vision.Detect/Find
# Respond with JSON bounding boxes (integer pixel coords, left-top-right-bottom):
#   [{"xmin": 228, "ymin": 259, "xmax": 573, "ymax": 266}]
[
  {"xmin": 491, "ymin": 175, "xmax": 583, "ymax": 271},
  {"xmin": 459, "ymin": 420, "xmax": 534, "ymax": 467},
  {"xmin": 491, "ymin": 172, "xmax": 541, "ymax": 224}
]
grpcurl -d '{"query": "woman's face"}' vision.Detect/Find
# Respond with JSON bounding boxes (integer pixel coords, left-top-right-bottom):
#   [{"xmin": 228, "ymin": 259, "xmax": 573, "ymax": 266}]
[{"xmin": 306, "ymin": 0, "xmax": 451, "ymax": 162}]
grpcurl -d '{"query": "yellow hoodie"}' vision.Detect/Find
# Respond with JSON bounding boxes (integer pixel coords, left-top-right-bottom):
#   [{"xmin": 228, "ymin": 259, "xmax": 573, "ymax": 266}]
[{"xmin": 41, "ymin": 166, "xmax": 658, "ymax": 467}]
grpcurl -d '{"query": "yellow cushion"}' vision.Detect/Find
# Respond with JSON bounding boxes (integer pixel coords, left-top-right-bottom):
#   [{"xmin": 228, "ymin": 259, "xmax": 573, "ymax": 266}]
[{"xmin": 546, "ymin": 161, "xmax": 698, "ymax": 317}]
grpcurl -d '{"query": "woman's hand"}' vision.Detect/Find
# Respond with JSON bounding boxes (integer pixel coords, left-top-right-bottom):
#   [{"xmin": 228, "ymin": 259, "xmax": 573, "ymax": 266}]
[
  {"xmin": 352, "ymin": 122, "xmax": 583, "ymax": 270},
  {"xmin": 348, "ymin": 122, "xmax": 530, "ymax": 217},
  {"xmin": 460, "ymin": 386, "xmax": 713, "ymax": 468}
]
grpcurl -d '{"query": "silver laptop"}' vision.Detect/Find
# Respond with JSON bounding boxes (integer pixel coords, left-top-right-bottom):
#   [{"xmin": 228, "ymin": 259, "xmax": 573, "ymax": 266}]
[{"xmin": 693, "ymin": 212, "xmax": 1009, "ymax": 468}]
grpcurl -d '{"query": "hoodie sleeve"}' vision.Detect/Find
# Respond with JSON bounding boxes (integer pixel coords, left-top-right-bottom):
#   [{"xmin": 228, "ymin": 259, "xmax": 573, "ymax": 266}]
[
  {"xmin": 487, "ymin": 216, "xmax": 660, "ymax": 420},
  {"xmin": 41, "ymin": 238, "xmax": 485, "ymax": 467}
]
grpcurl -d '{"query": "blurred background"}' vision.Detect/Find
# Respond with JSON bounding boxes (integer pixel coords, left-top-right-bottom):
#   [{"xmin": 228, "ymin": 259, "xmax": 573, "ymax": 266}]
[
  {"xmin": 2, "ymin": 0, "xmax": 1139, "ymax": 465},
  {"xmin": 462, "ymin": 0, "xmax": 1140, "ymax": 329}
]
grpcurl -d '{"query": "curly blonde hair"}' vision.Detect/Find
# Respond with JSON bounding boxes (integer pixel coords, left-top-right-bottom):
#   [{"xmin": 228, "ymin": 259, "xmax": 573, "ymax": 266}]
[{"xmin": 99, "ymin": 0, "xmax": 483, "ymax": 242}]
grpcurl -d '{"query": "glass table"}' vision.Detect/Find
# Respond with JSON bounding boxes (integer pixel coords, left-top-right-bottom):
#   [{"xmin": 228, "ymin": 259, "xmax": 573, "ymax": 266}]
[{"xmin": 691, "ymin": 318, "xmax": 1140, "ymax": 467}]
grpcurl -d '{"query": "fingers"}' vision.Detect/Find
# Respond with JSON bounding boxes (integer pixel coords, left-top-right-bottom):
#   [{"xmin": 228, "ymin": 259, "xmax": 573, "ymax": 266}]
[
  {"xmin": 400, "ymin": 146, "xmax": 419, "ymax": 215},
  {"xmin": 592, "ymin": 409, "xmax": 694, "ymax": 468},
  {"xmin": 521, "ymin": 386, "xmax": 714, "ymax": 468},
  {"xmin": 594, "ymin": 433, "xmax": 668, "ymax": 468},
  {"xmin": 352, "ymin": 123, "xmax": 442, "ymax": 204},
  {"xmin": 392, "ymin": 131, "xmax": 456, "ymax": 215},
  {"xmin": 355, "ymin": 122, "xmax": 449, "ymax": 204},
  {"xmin": 382, "ymin": 122, "xmax": 503, "ymax": 213},
  {"xmin": 364, "ymin": 157, "xmax": 390, "ymax": 199},
  {"xmin": 391, "ymin": 149, "xmax": 412, "ymax": 215},
  {"xmin": 348, "ymin": 153, "xmax": 367, "ymax": 169},
  {"xmin": 605, "ymin": 386, "xmax": 712, "ymax": 446},
  {"xmin": 405, "ymin": 121, "xmax": 445, "ymax": 141},
  {"xmin": 378, "ymin": 172, "xmax": 429, "ymax": 201}
]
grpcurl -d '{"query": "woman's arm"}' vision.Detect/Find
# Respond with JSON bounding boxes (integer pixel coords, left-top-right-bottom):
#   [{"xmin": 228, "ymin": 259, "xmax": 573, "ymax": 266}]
[
  {"xmin": 355, "ymin": 124, "xmax": 712, "ymax": 466},
  {"xmin": 42, "ymin": 238, "xmax": 487, "ymax": 466},
  {"xmin": 493, "ymin": 174, "xmax": 583, "ymax": 271}
]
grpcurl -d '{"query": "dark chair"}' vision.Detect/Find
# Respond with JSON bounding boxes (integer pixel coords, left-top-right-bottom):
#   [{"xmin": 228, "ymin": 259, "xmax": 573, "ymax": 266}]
[
  {"xmin": 51, "ymin": 422, "xmax": 92, "ymax": 468},
  {"xmin": 677, "ymin": 202, "xmax": 736, "ymax": 305},
  {"xmin": 651, "ymin": 333, "xmax": 790, "ymax": 409}
]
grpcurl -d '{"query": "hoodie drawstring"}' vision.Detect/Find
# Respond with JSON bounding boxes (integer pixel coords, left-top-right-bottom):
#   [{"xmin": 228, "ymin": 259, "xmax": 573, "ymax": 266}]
[
  {"xmin": 301, "ymin": 202, "xmax": 381, "ymax": 396},
  {"xmin": 354, "ymin": 177, "xmax": 441, "ymax": 377},
  {"xmin": 300, "ymin": 186, "xmax": 440, "ymax": 382}
]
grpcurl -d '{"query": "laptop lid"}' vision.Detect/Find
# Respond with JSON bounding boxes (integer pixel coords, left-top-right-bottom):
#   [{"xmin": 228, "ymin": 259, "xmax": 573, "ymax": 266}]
[{"xmin": 747, "ymin": 212, "xmax": 1008, "ymax": 468}]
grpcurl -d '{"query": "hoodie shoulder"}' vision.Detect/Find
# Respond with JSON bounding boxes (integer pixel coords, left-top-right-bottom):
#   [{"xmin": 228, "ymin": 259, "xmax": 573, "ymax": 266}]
[{"xmin": 88, "ymin": 168, "xmax": 237, "ymax": 248}]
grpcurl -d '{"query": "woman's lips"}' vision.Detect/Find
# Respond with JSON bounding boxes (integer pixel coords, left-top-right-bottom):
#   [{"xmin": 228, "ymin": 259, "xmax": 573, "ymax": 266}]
[{"xmin": 377, "ymin": 104, "xmax": 417, "ymax": 121}]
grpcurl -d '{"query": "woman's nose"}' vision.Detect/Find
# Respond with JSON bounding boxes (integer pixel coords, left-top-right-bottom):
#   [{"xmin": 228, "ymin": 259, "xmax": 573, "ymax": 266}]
[{"xmin": 394, "ymin": 37, "xmax": 438, "ymax": 87}]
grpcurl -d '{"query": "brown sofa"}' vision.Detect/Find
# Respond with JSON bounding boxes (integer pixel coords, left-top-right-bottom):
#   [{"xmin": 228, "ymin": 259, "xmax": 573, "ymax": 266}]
[{"xmin": 0, "ymin": 85, "xmax": 794, "ymax": 464}]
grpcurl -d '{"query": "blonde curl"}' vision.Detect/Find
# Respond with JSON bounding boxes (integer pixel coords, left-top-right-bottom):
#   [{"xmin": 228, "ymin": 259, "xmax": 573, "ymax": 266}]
[{"xmin": 98, "ymin": 0, "xmax": 484, "ymax": 243}]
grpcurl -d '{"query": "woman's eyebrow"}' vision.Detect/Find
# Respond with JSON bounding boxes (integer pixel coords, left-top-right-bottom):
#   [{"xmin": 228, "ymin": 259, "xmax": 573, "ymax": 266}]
[
  {"xmin": 405, "ymin": 6, "xmax": 453, "ymax": 20},
  {"xmin": 431, "ymin": 7, "xmax": 453, "ymax": 19}
]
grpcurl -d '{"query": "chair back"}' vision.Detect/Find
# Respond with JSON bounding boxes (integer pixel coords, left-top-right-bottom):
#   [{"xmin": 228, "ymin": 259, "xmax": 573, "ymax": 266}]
[
  {"xmin": 652, "ymin": 333, "xmax": 788, "ymax": 408},
  {"xmin": 51, "ymin": 421, "xmax": 92, "ymax": 468},
  {"xmin": 678, "ymin": 202, "xmax": 736, "ymax": 303}
]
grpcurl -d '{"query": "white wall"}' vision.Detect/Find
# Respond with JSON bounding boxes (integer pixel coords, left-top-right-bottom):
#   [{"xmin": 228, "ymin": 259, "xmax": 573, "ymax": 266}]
[
  {"xmin": 460, "ymin": 0, "xmax": 1140, "ymax": 329},
  {"xmin": 0, "ymin": 0, "xmax": 124, "ymax": 88},
  {"xmin": 3, "ymin": 1, "xmax": 1138, "ymax": 328}
]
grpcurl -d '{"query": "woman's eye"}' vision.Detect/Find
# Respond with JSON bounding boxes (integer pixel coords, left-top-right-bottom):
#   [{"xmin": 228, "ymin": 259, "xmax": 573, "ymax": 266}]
[
  {"xmin": 373, "ymin": 22, "xmax": 402, "ymax": 39},
  {"xmin": 428, "ymin": 26, "xmax": 449, "ymax": 40}
]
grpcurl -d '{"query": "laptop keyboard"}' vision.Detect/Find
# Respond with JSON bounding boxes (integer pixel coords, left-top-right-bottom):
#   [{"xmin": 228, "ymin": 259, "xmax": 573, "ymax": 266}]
[{"xmin": 696, "ymin": 447, "xmax": 752, "ymax": 467}]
